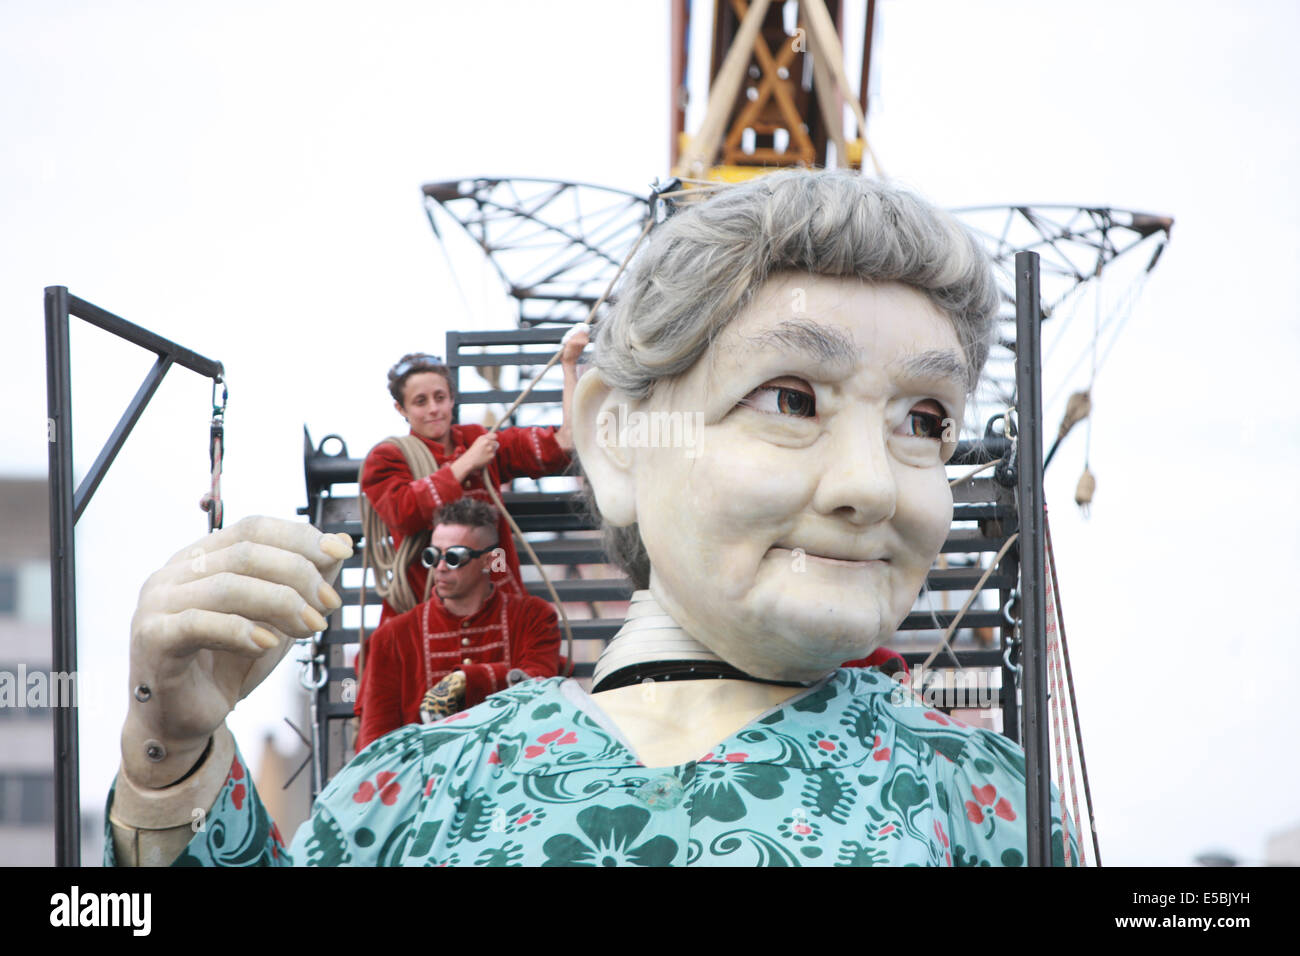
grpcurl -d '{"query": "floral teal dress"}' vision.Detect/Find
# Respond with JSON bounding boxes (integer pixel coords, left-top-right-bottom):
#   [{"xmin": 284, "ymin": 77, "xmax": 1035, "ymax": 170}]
[{"xmin": 107, "ymin": 668, "xmax": 1077, "ymax": 867}]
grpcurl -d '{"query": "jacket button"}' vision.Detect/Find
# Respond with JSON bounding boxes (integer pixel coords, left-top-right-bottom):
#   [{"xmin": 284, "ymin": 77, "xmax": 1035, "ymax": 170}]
[
  {"xmin": 461, "ymin": 637, "xmax": 470, "ymax": 646},
  {"xmin": 462, "ymin": 657, "xmax": 472, "ymax": 666},
  {"xmin": 633, "ymin": 775, "xmax": 684, "ymax": 810}
]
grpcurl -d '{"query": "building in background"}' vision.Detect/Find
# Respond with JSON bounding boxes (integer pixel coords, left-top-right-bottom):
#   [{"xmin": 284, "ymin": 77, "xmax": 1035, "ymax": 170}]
[
  {"xmin": 0, "ymin": 477, "xmax": 56, "ymax": 864},
  {"xmin": 0, "ymin": 477, "xmax": 104, "ymax": 865}
]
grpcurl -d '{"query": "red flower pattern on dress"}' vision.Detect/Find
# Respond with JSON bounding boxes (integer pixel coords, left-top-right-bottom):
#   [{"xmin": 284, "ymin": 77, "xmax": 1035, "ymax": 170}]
[
  {"xmin": 232, "ymin": 783, "xmax": 246, "ymax": 810},
  {"xmin": 922, "ymin": 708, "xmax": 969, "ymax": 728},
  {"xmin": 353, "ymin": 770, "xmax": 402, "ymax": 805},
  {"xmin": 725, "ymin": 752, "xmax": 748, "ymax": 762},
  {"xmin": 965, "ymin": 783, "xmax": 1017, "ymax": 824},
  {"xmin": 534, "ymin": 728, "xmax": 578, "ymax": 749},
  {"xmin": 933, "ymin": 819, "xmax": 949, "ymax": 848}
]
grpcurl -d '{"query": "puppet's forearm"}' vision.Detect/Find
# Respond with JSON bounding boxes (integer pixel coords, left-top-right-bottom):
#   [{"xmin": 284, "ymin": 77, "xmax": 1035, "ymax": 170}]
[{"xmin": 109, "ymin": 724, "xmax": 235, "ymax": 866}]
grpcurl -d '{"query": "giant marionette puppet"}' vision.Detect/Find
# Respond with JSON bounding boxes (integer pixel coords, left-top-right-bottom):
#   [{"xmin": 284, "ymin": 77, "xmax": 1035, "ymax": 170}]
[{"xmin": 109, "ymin": 170, "xmax": 1075, "ymax": 867}]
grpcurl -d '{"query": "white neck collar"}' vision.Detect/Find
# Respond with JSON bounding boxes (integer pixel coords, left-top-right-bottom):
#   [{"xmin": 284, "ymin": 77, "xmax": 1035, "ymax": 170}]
[{"xmin": 590, "ymin": 590, "xmax": 725, "ymax": 687}]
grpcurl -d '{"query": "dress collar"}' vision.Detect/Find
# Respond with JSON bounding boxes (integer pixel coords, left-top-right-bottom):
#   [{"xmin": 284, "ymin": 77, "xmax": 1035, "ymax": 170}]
[{"xmin": 492, "ymin": 671, "xmax": 906, "ymax": 774}]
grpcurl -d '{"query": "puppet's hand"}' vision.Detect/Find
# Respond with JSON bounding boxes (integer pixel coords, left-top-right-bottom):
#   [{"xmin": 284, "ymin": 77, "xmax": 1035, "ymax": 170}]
[
  {"xmin": 419, "ymin": 671, "xmax": 467, "ymax": 723},
  {"xmin": 121, "ymin": 517, "xmax": 351, "ymax": 789}
]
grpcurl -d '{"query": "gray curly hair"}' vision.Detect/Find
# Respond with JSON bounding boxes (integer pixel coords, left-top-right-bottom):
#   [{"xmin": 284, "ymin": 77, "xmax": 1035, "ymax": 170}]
[{"xmin": 588, "ymin": 169, "xmax": 1000, "ymax": 589}]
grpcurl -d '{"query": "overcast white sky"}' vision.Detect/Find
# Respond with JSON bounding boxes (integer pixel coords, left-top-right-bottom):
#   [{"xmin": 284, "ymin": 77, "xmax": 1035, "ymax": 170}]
[{"xmin": 2, "ymin": 0, "xmax": 1298, "ymax": 867}]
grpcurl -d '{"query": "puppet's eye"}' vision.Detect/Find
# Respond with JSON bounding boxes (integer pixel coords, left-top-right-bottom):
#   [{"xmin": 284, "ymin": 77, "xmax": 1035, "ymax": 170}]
[
  {"xmin": 740, "ymin": 382, "xmax": 816, "ymax": 417},
  {"xmin": 898, "ymin": 401, "xmax": 948, "ymax": 439}
]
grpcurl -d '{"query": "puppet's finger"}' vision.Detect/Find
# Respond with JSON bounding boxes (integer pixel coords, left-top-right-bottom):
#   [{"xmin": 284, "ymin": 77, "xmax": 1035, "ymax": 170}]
[
  {"xmin": 165, "ymin": 516, "xmax": 352, "ymax": 574},
  {"xmin": 163, "ymin": 573, "xmax": 328, "ymax": 639},
  {"xmin": 136, "ymin": 607, "xmax": 283, "ymax": 660},
  {"xmin": 167, "ymin": 540, "xmax": 342, "ymax": 616}
]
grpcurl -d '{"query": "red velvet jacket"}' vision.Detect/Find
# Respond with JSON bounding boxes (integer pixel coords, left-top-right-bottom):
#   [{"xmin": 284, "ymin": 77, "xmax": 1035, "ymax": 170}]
[
  {"xmin": 355, "ymin": 584, "xmax": 561, "ymax": 751},
  {"xmin": 360, "ymin": 423, "xmax": 571, "ymax": 620}
]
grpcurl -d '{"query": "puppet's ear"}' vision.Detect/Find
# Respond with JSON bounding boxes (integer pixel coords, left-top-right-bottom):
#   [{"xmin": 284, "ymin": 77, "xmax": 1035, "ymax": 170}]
[{"xmin": 572, "ymin": 371, "xmax": 638, "ymax": 527}]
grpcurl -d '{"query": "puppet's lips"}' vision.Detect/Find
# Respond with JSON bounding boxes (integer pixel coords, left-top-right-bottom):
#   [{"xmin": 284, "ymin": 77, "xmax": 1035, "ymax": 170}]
[{"xmin": 770, "ymin": 546, "xmax": 889, "ymax": 565}]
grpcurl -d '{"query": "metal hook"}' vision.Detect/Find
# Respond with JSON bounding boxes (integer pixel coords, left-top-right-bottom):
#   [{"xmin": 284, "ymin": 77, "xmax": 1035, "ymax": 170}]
[
  {"xmin": 210, "ymin": 374, "xmax": 227, "ymax": 420},
  {"xmin": 296, "ymin": 639, "xmax": 329, "ymax": 691},
  {"xmin": 1002, "ymin": 589, "xmax": 1021, "ymax": 627}
]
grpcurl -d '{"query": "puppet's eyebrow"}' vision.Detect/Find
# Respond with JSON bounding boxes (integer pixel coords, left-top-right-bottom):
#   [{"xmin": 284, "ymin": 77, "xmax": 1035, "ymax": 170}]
[
  {"xmin": 895, "ymin": 349, "xmax": 971, "ymax": 393},
  {"xmin": 752, "ymin": 319, "xmax": 856, "ymax": 365}
]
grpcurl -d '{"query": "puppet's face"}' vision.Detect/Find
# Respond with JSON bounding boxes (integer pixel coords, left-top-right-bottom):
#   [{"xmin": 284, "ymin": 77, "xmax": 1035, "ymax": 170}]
[{"xmin": 629, "ymin": 275, "xmax": 967, "ymax": 681}]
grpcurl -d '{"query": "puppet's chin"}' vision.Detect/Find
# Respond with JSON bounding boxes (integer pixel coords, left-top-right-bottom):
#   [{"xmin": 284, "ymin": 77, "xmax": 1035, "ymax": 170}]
[{"xmin": 653, "ymin": 552, "xmax": 901, "ymax": 683}]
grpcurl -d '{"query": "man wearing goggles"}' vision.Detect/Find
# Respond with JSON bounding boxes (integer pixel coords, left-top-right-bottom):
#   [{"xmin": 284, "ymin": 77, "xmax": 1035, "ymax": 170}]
[
  {"xmin": 355, "ymin": 497, "xmax": 561, "ymax": 750},
  {"xmin": 420, "ymin": 542, "xmax": 497, "ymax": 570}
]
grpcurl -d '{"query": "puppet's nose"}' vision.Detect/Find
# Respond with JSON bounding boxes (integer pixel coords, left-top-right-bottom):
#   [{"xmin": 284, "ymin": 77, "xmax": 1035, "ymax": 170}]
[{"xmin": 810, "ymin": 411, "xmax": 897, "ymax": 526}]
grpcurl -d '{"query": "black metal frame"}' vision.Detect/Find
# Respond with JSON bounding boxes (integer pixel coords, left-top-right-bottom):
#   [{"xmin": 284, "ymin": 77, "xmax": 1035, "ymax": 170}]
[
  {"xmin": 1014, "ymin": 252, "xmax": 1051, "ymax": 865},
  {"xmin": 44, "ymin": 286, "xmax": 224, "ymax": 868},
  {"xmin": 422, "ymin": 178, "xmax": 651, "ymax": 327}
]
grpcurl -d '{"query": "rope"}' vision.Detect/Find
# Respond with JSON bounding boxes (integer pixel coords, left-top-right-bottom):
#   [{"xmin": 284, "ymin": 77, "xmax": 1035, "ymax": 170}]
[
  {"xmin": 473, "ymin": 213, "xmax": 655, "ymax": 676},
  {"xmin": 948, "ymin": 458, "xmax": 1001, "ymax": 488},
  {"xmin": 199, "ymin": 431, "xmax": 223, "ymax": 530},
  {"xmin": 1045, "ymin": 265, "xmax": 1150, "ymax": 411},
  {"xmin": 356, "ymin": 537, "xmax": 369, "ymax": 680},
  {"xmin": 921, "ymin": 533, "xmax": 1019, "ymax": 670},
  {"xmin": 199, "ymin": 377, "xmax": 226, "ymax": 532},
  {"xmin": 483, "ymin": 480, "xmax": 575, "ymax": 676},
  {"xmin": 1043, "ymin": 523, "xmax": 1074, "ymax": 865},
  {"xmin": 492, "ymin": 216, "xmax": 654, "ymax": 427},
  {"xmin": 358, "ymin": 435, "xmax": 439, "ymax": 617},
  {"xmin": 1045, "ymin": 510, "xmax": 1102, "ymax": 865}
]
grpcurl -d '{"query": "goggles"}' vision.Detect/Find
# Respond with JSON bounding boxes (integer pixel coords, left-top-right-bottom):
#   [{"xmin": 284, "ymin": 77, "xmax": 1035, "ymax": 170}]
[
  {"xmin": 421, "ymin": 543, "xmax": 498, "ymax": 570},
  {"xmin": 390, "ymin": 354, "xmax": 445, "ymax": 378}
]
